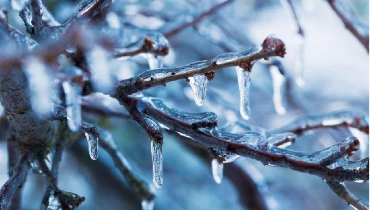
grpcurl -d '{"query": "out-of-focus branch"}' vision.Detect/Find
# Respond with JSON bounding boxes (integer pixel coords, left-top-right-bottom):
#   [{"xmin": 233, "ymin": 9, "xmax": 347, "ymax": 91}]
[
  {"xmin": 326, "ymin": 180, "xmax": 368, "ymax": 210},
  {"xmin": 0, "ymin": 153, "xmax": 29, "ymax": 210},
  {"xmin": 98, "ymin": 129, "xmax": 156, "ymax": 202},
  {"xmin": 327, "ymin": 0, "xmax": 369, "ymax": 52},
  {"xmin": 114, "ymin": 35, "xmax": 286, "ymax": 97},
  {"xmin": 113, "ymin": 37, "xmax": 169, "ymax": 58},
  {"xmin": 164, "ymin": 0, "xmax": 235, "ymax": 38},
  {"xmin": 267, "ymin": 110, "xmax": 369, "ymax": 136},
  {"xmin": 279, "ymin": 0, "xmax": 304, "ymax": 37}
]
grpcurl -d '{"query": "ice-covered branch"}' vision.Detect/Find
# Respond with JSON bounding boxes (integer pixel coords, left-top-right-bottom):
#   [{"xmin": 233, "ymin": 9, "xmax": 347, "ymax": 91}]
[
  {"xmin": 326, "ymin": 180, "xmax": 368, "ymax": 210},
  {"xmin": 327, "ymin": 0, "xmax": 369, "ymax": 52},
  {"xmin": 0, "ymin": 153, "xmax": 29, "ymax": 210},
  {"xmin": 164, "ymin": 0, "xmax": 235, "ymax": 38},
  {"xmin": 37, "ymin": 157, "xmax": 85, "ymax": 209},
  {"xmin": 125, "ymin": 95, "xmax": 368, "ymax": 183},
  {"xmin": 267, "ymin": 109, "xmax": 369, "ymax": 136},
  {"xmin": 114, "ymin": 35, "xmax": 286, "ymax": 97}
]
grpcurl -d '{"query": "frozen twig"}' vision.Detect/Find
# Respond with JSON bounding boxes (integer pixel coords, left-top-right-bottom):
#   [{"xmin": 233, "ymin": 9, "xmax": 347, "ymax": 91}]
[
  {"xmin": 113, "ymin": 37, "xmax": 169, "ymax": 58},
  {"xmin": 327, "ymin": 0, "xmax": 369, "ymax": 52},
  {"xmin": 125, "ymin": 95, "xmax": 369, "ymax": 182},
  {"xmin": 326, "ymin": 180, "xmax": 368, "ymax": 210},
  {"xmin": 0, "ymin": 153, "xmax": 29, "ymax": 210},
  {"xmin": 114, "ymin": 35, "xmax": 286, "ymax": 97},
  {"xmin": 164, "ymin": 0, "xmax": 235, "ymax": 38}
]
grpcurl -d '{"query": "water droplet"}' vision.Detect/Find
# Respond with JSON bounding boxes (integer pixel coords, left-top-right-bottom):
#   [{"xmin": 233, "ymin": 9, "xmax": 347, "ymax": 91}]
[
  {"xmin": 62, "ymin": 81, "xmax": 82, "ymax": 132},
  {"xmin": 211, "ymin": 159, "xmax": 223, "ymax": 184},
  {"xmin": 269, "ymin": 66, "xmax": 286, "ymax": 115},
  {"xmin": 151, "ymin": 141, "xmax": 163, "ymax": 188},
  {"xmin": 189, "ymin": 74, "xmax": 208, "ymax": 106},
  {"xmin": 236, "ymin": 67, "xmax": 251, "ymax": 120},
  {"xmin": 141, "ymin": 199, "xmax": 154, "ymax": 210},
  {"xmin": 84, "ymin": 133, "xmax": 98, "ymax": 160}
]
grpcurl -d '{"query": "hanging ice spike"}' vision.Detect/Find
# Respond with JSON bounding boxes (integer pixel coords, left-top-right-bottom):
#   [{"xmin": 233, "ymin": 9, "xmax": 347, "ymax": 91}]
[
  {"xmin": 189, "ymin": 74, "xmax": 208, "ymax": 106},
  {"xmin": 211, "ymin": 159, "xmax": 223, "ymax": 184},
  {"xmin": 62, "ymin": 81, "xmax": 82, "ymax": 132},
  {"xmin": 269, "ymin": 66, "xmax": 287, "ymax": 115},
  {"xmin": 236, "ymin": 67, "xmax": 251, "ymax": 120},
  {"xmin": 84, "ymin": 132, "xmax": 99, "ymax": 160},
  {"xmin": 151, "ymin": 140, "xmax": 163, "ymax": 188}
]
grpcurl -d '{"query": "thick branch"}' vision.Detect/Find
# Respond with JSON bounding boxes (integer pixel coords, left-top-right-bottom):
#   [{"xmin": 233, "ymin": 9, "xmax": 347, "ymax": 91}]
[
  {"xmin": 0, "ymin": 153, "xmax": 29, "ymax": 210},
  {"xmin": 114, "ymin": 35, "xmax": 286, "ymax": 96},
  {"xmin": 327, "ymin": 0, "xmax": 369, "ymax": 52},
  {"xmin": 326, "ymin": 180, "xmax": 368, "ymax": 210}
]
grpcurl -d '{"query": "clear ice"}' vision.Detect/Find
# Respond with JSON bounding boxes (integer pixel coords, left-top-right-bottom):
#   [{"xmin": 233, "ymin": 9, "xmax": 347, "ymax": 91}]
[
  {"xmin": 151, "ymin": 140, "xmax": 163, "ymax": 188},
  {"xmin": 236, "ymin": 67, "xmax": 251, "ymax": 120},
  {"xmin": 189, "ymin": 74, "xmax": 208, "ymax": 106},
  {"xmin": 84, "ymin": 132, "xmax": 99, "ymax": 160},
  {"xmin": 211, "ymin": 159, "xmax": 223, "ymax": 184},
  {"xmin": 141, "ymin": 199, "xmax": 154, "ymax": 210}
]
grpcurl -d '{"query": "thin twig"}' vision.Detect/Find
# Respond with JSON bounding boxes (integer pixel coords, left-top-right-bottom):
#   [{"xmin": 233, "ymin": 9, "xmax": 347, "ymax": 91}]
[
  {"xmin": 164, "ymin": 0, "xmax": 235, "ymax": 38},
  {"xmin": 327, "ymin": 0, "xmax": 369, "ymax": 52},
  {"xmin": 326, "ymin": 180, "xmax": 368, "ymax": 210}
]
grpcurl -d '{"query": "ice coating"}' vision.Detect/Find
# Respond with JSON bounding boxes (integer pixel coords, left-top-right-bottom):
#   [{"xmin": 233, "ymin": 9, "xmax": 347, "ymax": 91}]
[
  {"xmin": 189, "ymin": 74, "xmax": 208, "ymax": 106},
  {"xmin": 84, "ymin": 132, "xmax": 99, "ymax": 160}
]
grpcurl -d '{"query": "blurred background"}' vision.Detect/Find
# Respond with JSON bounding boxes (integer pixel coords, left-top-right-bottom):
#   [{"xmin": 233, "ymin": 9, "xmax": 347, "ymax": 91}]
[{"xmin": 0, "ymin": 0, "xmax": 368, "ymax": 209}]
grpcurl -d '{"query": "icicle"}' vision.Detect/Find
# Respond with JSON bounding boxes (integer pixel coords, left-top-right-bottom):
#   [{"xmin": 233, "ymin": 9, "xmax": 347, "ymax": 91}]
[
  {"xmin": 269, "ymin": 66, "xmax": 287, "ymax": 115},
  {"xmin": 145, "ymin": 54, "xmax": 164, "ymax": 69},
  {"xmin": 236, "ymin": 67, "xmax": 251, "ymax": 120},
  {"xmin": 84, "ymin": 133, "xmax": 99, "ymax": 160},
  {"xmin": 151, "ymin": 141, "xmax": 163, "ymax": 188},
  {"xmin": 211, "ymin": 159, "xmax": 223, "ymax": 184},
  {"xmin": 141, "ymin": 200, "xmax": 154, "ymax": 210},
  {"xmin": 30, "ymin": 161, "xmax": 42, "ymax": 174},
  {"xmin": 62, "ymin": 81, "xmax": 82, "ymax": 132},
  {"xmin": 45, "ymin": 194, "xmax": 61, "ymax": 210},
  {"xmin": 294, "ymin": 36, "xmax": 305, "ymax": 87},
  {"xmin": 189, "ymin": 74, "xmax": 208, "ymax": 106}
]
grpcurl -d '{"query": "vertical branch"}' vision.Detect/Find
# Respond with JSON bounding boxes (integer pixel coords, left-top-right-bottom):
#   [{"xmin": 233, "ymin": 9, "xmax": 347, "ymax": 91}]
[
  {"xmin": 0, "ymin": 153, "xmax": 29, "ymax": 210},
  {"xmin": 30, "ymin": 0, "xmax": 43, "ymax": 34}
]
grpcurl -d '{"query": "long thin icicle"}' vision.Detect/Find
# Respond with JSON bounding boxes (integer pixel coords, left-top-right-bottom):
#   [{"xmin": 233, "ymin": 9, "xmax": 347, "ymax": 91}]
[
  {"xmin": 236, "ymin": 67, "xmax": 251, "ymax": 120},
  {"xmin": 62, "ymin": 81, "xmax": 82, "ymax": 132},
  {"xmin": 151, "ymin": 140, "xmax": 163, "ymax": 188},
  {"xmin": 269, "ymin": 65, "xmax": 287, "ymax": 115},
  {"xmin": 84, "ymin": 132, "xmax": 99, "ymax": 160},
  {"xmin": 189, "ymin": 74, "xmax": 208, "ymax": 106},
  {"xmin": 145, "ymin": 54, "xmax": 164, "ymax": 69},
  {"xmin": 211, "ymin": 159, "xmax": 223, "ymax": 184}
]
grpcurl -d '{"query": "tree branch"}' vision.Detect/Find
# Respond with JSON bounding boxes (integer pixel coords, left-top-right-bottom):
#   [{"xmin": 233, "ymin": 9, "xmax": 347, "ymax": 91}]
[
  {"xmin": 164, "ymin": 0, "xmax": 235, "ymax": 38},
  {"xmin": 0, "ymin": 153, "xmax": 29, "ymax": 210},
  {"xmin": 114, "ymin": 35, "xmax": 286, "ymax": 97},
  {"xmin": 327, "ymin": 0, "xmax": 369, "ymax": 52},
  {"xmin": 326, "ymin": 180, "xmax": 368, "ymax": 210}
]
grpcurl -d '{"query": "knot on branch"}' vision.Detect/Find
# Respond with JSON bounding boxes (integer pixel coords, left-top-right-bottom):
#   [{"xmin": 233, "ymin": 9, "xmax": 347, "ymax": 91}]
[{"xmin": 262, "ymin": 35, "xmax": 286, "ymax": 58}]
